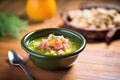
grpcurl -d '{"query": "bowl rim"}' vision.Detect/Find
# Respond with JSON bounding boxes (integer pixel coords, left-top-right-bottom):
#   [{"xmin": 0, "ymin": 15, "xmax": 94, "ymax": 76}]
[{"xmin": 21, "ymin": 28, "xmax": 86, "ymax": 59}]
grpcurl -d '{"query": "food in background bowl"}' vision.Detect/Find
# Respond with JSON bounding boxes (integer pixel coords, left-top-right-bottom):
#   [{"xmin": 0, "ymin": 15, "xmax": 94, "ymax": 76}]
[
  {"xmin": 67, "ymin": 8, "xmax": 120, "ymax": 30},
  {"xmin": 62, "ymin": 5, "xmax": 120, "ymax": 41},
  {"xmin": 21, "ymin": 28, "xmax": 86, "ymax": 70}
]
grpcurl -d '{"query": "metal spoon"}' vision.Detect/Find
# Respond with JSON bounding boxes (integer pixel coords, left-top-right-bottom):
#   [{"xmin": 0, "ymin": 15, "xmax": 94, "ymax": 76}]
[{"xmin": 8, "ymin": 50, "xmax": 35, "ymax": 80}]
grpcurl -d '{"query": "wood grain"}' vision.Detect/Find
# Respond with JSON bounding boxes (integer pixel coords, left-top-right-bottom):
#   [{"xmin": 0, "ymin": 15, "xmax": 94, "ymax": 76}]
[
  {"xmin": 0, "ymin": 45, "xmax": 120, "ymax": 80},
  {"xmin": 0, "ymin": 0, "xmax": 120, "ymax": 80},
  {"xmin": 0, "ymin": 10, "xmax": 120, "ymax": 80}
]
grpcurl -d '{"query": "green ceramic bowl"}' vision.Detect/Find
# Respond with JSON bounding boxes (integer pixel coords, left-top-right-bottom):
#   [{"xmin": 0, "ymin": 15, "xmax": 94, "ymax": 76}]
[{"xmin": 21, "ymin": 28, "xmax": 86, "ymax": 70}]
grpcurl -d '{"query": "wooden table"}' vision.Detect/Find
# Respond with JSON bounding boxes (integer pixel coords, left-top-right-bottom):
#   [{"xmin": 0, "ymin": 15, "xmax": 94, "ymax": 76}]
[
  {"xmin": 0, "ymin": 13, "xmax": 120, "ymax": 80},
  {"xmin": 0, "ymin": 0, "xmax": 120, "ymax": 80}
]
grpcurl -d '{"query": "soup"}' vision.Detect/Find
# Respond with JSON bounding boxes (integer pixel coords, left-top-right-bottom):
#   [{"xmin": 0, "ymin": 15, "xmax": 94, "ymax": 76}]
[{"xmin": 28, "ymin": 34, "xmax": 79, "ymax": 56}]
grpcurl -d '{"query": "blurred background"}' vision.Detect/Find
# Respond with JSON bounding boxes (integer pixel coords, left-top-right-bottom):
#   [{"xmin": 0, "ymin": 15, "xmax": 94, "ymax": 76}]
[
  {"xmin": 0, "ymin": 0, "xmax": 120, "ymax": 19},
  {"xmin": 0, "ymin": 0, "xmax": 120, "ymax": 39}
]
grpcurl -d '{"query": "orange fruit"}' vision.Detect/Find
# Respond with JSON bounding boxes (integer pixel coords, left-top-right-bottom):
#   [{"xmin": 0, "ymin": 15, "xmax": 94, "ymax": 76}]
[{"xmin": 26, "ymin": 0, "xmax": 57, "ymax": 21}]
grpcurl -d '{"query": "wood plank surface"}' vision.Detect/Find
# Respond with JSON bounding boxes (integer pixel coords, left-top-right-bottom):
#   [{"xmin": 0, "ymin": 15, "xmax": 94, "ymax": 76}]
[
  {"xmin": 0, "ymin": 14, "xmax": 120, "ymax": 80},
  {"xmin": 0, "ymin": 0, "xmax": 120, "ymax": 80}
]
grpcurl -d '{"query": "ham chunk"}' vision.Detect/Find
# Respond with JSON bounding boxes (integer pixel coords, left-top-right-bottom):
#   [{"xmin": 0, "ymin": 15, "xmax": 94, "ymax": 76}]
[
  {"xmin": 47, "ymin": 34, "xmax": 54, "ymax": 40},
  {"xmin": 38, "ymin": 39, "xmax": 47, "ymax": 48},
  {"xmin": 58, "ymin": 50, "xmax": 65, "ymax": 55},
  {"xmin": 54, "ymin": 40, "xmax": 63, "ymax": 49},
  {"xmin": 63, "ymin": 44, "xmax": 69, "ymax": 50},
  {"xmin": 38, "ymin": 34, "xmax": 70, "ymax": 54}
]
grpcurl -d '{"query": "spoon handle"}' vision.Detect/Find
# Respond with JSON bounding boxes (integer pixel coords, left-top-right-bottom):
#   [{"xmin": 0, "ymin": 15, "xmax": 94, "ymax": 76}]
[{"xmin": 19, "ymin": 63, "xmax": 35, "ymax": 80}]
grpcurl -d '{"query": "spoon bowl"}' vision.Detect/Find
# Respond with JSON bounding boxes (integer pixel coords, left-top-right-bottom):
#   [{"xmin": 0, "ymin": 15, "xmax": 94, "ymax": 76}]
[
  {"xmin": 8, "ymin": 50, "xmax": 24, "ymax": 65},
  {"xmin": 8, "ymin": 50, "xmax": 35, "ymax": 80}
]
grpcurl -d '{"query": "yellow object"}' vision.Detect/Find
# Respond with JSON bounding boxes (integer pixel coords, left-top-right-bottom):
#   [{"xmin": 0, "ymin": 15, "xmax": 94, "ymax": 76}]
[
  {"xmin": 26, "ymin": 0, "xmax": 57, "ymax": 21},
  {"xmin": 49, "ymin": 39, "xmax": 55, "ymax": 46}
]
